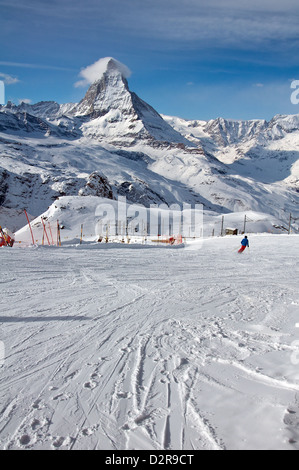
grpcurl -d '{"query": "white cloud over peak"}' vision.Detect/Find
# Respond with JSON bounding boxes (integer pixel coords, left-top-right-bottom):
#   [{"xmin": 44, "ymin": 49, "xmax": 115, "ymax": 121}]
[
  {"xmin": 74, "ymin": 57, "xmax": 132, "ymax": 88},
  {"xmin": 18, "ymin": 98, "xmax": 32, "ymax": 104}
]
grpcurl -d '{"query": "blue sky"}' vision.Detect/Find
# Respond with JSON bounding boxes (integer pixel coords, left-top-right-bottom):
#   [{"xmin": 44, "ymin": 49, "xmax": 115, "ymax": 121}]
[{"xmin": 1, "ymin": 0, "xmax": 299, "ymax": 120}]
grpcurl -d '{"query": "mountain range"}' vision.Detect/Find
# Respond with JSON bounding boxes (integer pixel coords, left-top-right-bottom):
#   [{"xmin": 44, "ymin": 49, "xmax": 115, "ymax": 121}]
[{"xmin": 0, "ymin": 57, "xmax": 298, "ymax": 233}]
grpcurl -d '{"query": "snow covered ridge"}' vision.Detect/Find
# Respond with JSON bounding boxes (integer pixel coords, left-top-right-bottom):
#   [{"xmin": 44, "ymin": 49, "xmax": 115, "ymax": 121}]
[
  {"xmin": 1, "ymin": 58, "xmax": 190, "ymax": 147},
  {"xmin": 14, "ymin": 196, "xmax": 286, "ymax": 247},
  {"xmin": 15, "ymin": 196, "xmax": 204, "ymax": 246},
  {"xmin": 0, "ymin": 56, "xmax": 299, "ymax": 232}
]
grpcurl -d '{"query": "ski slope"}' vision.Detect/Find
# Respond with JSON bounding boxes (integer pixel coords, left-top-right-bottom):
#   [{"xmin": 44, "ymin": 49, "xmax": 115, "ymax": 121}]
[{"xmin": 0, "ymin": 235, "xmax": 299, "ymax": 450}]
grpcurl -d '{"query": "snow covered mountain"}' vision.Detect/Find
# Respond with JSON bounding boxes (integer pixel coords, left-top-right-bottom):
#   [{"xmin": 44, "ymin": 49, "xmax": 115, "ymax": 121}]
[
  {"xmin": 0, "ymin": 57, "xmax": 299, "ymax": 232},
  {"xmin": 3, "ymin": 58, "xmax": 190, "ymax": 147}
]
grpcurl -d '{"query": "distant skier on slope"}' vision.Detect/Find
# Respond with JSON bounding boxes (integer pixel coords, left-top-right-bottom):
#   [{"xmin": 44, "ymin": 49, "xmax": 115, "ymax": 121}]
[{"xmin": 238, "ymin": 236, "xmax": 249, "ymax": 253}]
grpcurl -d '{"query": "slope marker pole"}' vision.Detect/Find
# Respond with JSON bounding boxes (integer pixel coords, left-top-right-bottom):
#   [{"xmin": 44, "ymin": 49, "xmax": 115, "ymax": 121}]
[
  {"xmin": 24, "ymin": 210, "xmax": 35, "ymax": 245},
  {"xmin": 48, "ymin": 222, "xmax": 54, "ymax": 245},
  {"xmin": 80, "ymin": 224, "xmax": 83, "ymax": 245},
  {"xmin": 41, "ymin": 218, "xmax": 51, "ymax": 246}
]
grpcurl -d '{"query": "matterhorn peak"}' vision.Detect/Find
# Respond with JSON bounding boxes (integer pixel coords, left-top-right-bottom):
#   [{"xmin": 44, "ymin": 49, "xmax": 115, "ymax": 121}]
[
  {"xmin": 75, "ymin": 57, "xmax": 131, "ymax": 88},
  {"xmin": 73, "ymin": 57, "xmax": 133, "ymax": 119},
  {"xmin": 72, "ymin": 56, "xmax": 191, "ymax": 147},
  {"xmin": 101, "ymin": 57, "xmax": 131, "ymax": 80}
]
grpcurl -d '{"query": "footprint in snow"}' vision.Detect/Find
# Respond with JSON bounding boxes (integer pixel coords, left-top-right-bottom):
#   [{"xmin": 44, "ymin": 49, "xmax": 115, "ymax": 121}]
[
  {"xmin": 31, "ymin": 419, "xmax": 41, "ymax": 430},
  {"xmin": 52, "ymin": 436, "xmax": 65, "ymax": 448},
  {"xmin": 32, "ymin": 399, "xmax": 43, "ymax": 410},
  {"xmin": 19, "ymin": 434, "xmax": 31, "ymax": 446},
  {"xmin": 83, "ymin": 381, "xmax": 97, "ymax": 390}
]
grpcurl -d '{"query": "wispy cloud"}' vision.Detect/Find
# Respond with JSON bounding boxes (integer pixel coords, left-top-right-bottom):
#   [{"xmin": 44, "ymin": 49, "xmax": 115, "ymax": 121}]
[
  {"xmin": 1, "ymin": 0, "xmax": 299, "ymax": 50},
  {"xmin": 0, "ymin": 72, "xmax": 19, "ymax": 85},
  {"xmin": 0, "ymin": 61, "xmax": 76, "ymax": 72},
  {"xmin": 118, "ymin": 3, "xmax": 299, "ymax": 49}
]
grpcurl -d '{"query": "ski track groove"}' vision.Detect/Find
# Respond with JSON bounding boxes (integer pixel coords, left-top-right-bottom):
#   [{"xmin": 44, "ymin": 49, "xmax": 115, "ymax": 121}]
[{"xmin": 1, "ymin": 296, "xmax": 122, "ymax": 449}]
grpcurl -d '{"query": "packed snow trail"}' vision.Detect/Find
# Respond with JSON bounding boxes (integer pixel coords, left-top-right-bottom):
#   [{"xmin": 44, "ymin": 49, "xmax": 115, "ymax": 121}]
[{"xmin": 0, "ymin": 235, "xmax": 299, "ymax": 450}]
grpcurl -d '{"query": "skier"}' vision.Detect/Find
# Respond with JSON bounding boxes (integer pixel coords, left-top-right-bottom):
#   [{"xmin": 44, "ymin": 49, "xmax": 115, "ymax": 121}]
[
  {"xmin": 0, "ymin": 227, "xmax": 15, "ymax": 247},
  {"xmin": 238, "ymin": 235, "xmax": 249, "ymax": 253}
]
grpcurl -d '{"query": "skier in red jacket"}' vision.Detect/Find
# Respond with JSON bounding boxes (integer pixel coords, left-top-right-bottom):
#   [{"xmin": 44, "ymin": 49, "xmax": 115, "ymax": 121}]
[
  {"xmin": 0, "ymin": 227, "xmax": 15, "ymax": 247},
  {"xmin": 238, "ymin": 236, "xmax": 249, "ymax": 253}
]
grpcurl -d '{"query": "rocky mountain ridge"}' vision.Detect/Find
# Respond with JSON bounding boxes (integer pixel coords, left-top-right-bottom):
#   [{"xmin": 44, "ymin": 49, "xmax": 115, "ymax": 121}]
[{"xmin": 0, "ymin": 57, "xmax": 298, "ymax": 231}]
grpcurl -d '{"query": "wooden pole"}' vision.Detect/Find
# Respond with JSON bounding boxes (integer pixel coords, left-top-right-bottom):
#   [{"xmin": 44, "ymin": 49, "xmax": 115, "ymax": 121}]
[{"xmin": 57, "ymin": 220, "xmax": 61, "ymax": 247}]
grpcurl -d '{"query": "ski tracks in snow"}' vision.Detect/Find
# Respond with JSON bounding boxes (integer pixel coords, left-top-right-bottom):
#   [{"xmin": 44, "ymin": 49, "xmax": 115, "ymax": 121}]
[{"xmin": 1, "ymin": 239, "xmax": 299, "ymax": 449}]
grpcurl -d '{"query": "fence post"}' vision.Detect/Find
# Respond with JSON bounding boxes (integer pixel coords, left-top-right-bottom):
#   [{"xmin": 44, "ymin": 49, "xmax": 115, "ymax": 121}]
[{"xmin": 289, "ymin": 213, "xmax": 292, "ymax": 235}]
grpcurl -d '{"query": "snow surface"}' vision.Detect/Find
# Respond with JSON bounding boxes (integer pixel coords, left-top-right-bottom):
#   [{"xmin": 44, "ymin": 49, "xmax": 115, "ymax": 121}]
[{"xmin": 1, "ymin": 234, "xmax": 299, "ymax": 450}]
